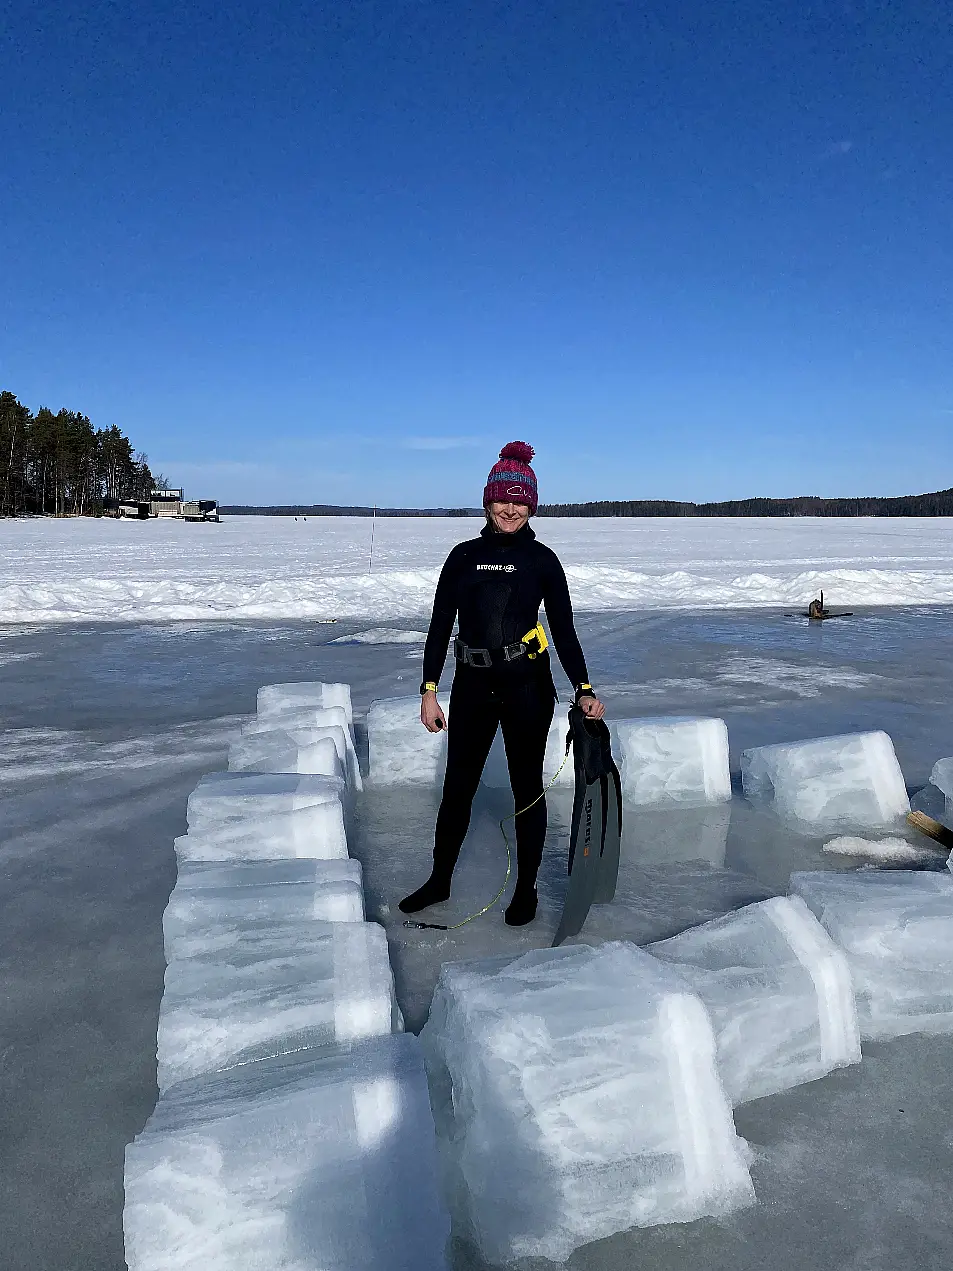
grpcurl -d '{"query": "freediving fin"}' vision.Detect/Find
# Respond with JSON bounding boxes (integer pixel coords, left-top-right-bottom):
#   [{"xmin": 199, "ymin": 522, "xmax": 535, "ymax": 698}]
[{"xmin": 552, "ymin": 706, "xmax": 623, "ymax": 947}]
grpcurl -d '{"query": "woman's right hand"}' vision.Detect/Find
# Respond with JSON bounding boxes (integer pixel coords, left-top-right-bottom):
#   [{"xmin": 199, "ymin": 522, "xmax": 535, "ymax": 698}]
[{"xmin": 420, "ymin": 690, "xmax": 447, "ymax": 733}]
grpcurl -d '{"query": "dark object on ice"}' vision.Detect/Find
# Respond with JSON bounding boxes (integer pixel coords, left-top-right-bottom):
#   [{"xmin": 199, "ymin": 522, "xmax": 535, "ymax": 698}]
[
  {"xmin": 807, "ymin": 590, "xmax": 853, "ymax": 620},
  {"xmin": 399, "ymin": 874, "xmax": 453, "ymax": 915},
  {"xmin": 907, "ymin": 810, "xmax": 953, "ymax": 852},
  {"xmin": 504, "ymin": 886, "xmax": 538, "ymax": 926},
  {"xmin": 785, "ymin": 589, "xmax": 853, "ymax": 620},
  {"xmin": 552, "ymin": 706, "xmax": 623, "ymax": 947}
]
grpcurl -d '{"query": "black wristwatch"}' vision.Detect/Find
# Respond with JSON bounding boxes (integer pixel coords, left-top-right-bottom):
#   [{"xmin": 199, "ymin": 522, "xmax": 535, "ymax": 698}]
[
  {"xmin": 420, "ymin": 681, "xmax": 438, "ymax": 695},
  {"xmin": 574, "ymin": 682, "xmax": 595, "ymax": 704}
]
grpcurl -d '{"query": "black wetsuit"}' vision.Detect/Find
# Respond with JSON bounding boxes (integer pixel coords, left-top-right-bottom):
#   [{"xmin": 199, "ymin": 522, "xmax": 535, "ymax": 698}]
[{"xmin": 421, "ymin": 522, "xmax": 591, "ymax": 898}]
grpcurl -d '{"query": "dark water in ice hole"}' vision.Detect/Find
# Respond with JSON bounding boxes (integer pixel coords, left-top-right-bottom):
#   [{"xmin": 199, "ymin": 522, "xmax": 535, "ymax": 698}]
[{"xmin": 1, "ymin": 607, "xmax": 952, "ymax": 1270}]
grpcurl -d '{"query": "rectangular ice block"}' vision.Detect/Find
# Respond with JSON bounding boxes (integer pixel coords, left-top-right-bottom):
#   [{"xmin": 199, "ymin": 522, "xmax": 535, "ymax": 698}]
[
  {"xmin": 174, "ymin": 802, "xmax": 349, "ymax": 863},
  {"xmin": 243, "ymin": 703, "xmax": 355, "ymax": 744},
  {"xmin": 649, "ymin": 896, "xmax": 860, "ymax": 1104},
  {"xmin": 228, "ymin": 729, "xmax": 351, "ymax": 783},
  {"xmin": 610, "ymin": 717, "xmax": 731, "ymax": 807},
  {"xmin": 157, "ymin": 920, "xmax": 399, "ymax": 1090},
  {"xmin": 367, "ymin": 695, "xmax": 447, "ymax": 786},
  {"xmin": 420, "ymin": 942, "xmax": 753, "ymax": 1264},
  {"xmin": 741, "ymin": 731, "xmax": 910, "ymax": 832},
  {"xmin": 930, "ymin": 757, "xmax": 953, "ymax": 821},
  {"xmin": 791, "ymin": 870, "xmax": 953, "ymax": 1040},
  {"xmin": 124, "ymin": 1034, "xmax": 450, "ymax": 1271},
  {"xmin": 257, "ymin": 680, "xmax": 354, "ymax": 724},
  {"xmin": 164, "ymin": 859, "xmax": 365, "ymax": 960},
  {"xmin": 187, "ymin": 772, "xmax": 345, "ymax": 831}
]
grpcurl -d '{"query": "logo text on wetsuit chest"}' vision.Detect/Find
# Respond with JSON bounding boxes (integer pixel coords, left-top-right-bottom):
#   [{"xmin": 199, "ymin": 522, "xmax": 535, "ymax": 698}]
[{"xmin": 476, "ymin": 564, "xmax": 516, "ymax": 572}]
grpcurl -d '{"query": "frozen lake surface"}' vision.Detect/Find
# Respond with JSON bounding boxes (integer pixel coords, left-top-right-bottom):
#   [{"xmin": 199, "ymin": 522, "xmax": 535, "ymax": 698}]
[
  {"xmin": 5, "ymin": 514, "xmax": 953, "ymax": 621},
  {"xmin": 1, "ymin": 609, "xmax": 952, "ymax": 1269}
]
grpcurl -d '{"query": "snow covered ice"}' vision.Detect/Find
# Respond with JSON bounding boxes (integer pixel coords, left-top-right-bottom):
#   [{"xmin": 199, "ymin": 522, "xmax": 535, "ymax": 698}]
[
  {"xmin": 649, "ymin": 897, "xmax": 860, "ymax": 1105},
  {"xmin": 256, "ymin": 680, "xmax": 354, "ymax": 724},
  {"xmin": 163, "ymin": 859, "xmax": 365, "ymax": 960},
  {"xmin": 420, "ymin": 942, "xmax": 754, "ymax": 1265},
  {"xmin": 367, "ymin": 694, "xmax": 447, "ymax": 786},
  {"xmin": 157, "ymin": 919, "xmax": 399, "ymax": 1090},
  {"xmin": 741, "ymin": 731, "xmax": 910, "ymax": 832},
  {"xmin": 7, "ymin": 513, "xmax": 953, "ymax": 623},
  {"xmin": 792, "ymin": 870, "xmax": 953, "ymax": 1040},
  {"xmin": 124, "ymin": 1034, "xmax": 450, "ymax": 1271}
]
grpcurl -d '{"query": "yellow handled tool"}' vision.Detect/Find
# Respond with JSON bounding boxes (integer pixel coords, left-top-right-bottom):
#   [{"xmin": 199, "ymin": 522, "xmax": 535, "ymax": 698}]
[{"xmin": 521, "ymin": 622, "xmax": 549, "ymax": 659}]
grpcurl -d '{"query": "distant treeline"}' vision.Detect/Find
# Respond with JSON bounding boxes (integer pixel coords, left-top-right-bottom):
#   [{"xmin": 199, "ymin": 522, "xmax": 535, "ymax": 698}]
[
  {"xmin": 220, "ymin": 505, "xmax": 483, "ymax": 517},
  {"xmin": 0, "ymin": 389, "xmax": 157, "ymax": 517},
  {"xmin": 537, "ymin": 490, "xmax": 953, "ymax": 517}
]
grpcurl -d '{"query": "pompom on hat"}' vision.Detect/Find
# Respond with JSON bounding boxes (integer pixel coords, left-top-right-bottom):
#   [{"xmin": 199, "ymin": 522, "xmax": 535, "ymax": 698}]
[{"xmin": 483, "ymin": 441, "xmax": 538, "ymax": 515}]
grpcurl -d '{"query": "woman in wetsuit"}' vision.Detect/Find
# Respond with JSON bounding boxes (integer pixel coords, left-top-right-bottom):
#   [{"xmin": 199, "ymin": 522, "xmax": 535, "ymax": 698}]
[{"xmin": 399, "ymin": 441, "xmax": 605, "ymax": 927}]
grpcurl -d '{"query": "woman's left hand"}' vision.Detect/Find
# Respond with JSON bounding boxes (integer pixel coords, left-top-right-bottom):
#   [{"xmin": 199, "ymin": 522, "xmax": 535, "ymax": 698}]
[{"xmin": 578, "ymin": 695, "xmax": 606, "ymax": 720}]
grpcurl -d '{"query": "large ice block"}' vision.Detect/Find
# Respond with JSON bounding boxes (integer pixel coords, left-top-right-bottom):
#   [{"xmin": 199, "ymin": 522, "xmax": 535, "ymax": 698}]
[
  {"xmin": 367, "ymin": 695, "xmax": 447, "ymax": 786},
  {"xmin": 186, "ymin": 772, "xmax": 345, "ymax": 831},
  {"xmin": 124, "ymin": 1034, "xmax": 450, "ymax": 1271},
  {"xmin": 741, "ymin": 731, "xmax": 910, "ymax": 832},
  {"xmin": 791, "ymin": 870, "xmax": 953, "ymax": 1040},
  {"xmin": 174, "ymin": 803, "xmax": 348, "ymax": 864},
  {"xmin": 649, "ymin": 897, "xmax": 860, "ymax": 1104},
  {"xmin": 244, "ymin": 703, "xmax": 355, "ymax": 744},
  {"xmin": 228, "ymin": 729, "xmax": 351, "ymax": 783},
  {"xmin": 163, "ymin": 860, "xmax": 365, "ymax": 960},
  {"xmin": 610, "ymin": 717, "xmax": 731, "ymax": 807},
  {"xmin": 256, "ymin": 680, "xmax": 354, "ymax": 724},
  {"xmin": 157, "ymin": 920, "xmax": 398, "ymax": 1090},
  {"xmin": 420, "ymin": 942, "xmax": 753, "ymax": 1264},
  {"xmin": 930, "ymin": 757, "xmax": 953, "ymax": 820}
]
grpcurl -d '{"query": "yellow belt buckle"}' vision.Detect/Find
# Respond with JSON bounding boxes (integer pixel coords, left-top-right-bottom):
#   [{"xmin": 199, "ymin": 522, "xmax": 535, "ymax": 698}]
[{"xmin": 521, "ymin": 622, "xmax": 549, "ymax": 659}]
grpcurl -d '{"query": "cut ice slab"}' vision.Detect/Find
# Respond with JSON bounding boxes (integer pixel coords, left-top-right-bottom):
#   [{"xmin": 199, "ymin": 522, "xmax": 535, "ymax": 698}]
[
  {"xmin": 741, "ymin": 730, "xmax": 910, "ymax": 832},
  {"xmin": 124, "ymin": 1034, "xmax": 450, "ymax": 1271},
  {"xmin": 367, "ymin": 695, "xmax": 447, "ymax": 786},
  {"xmin": 534, "ymin": 714, "xmax": 731, "ymax": 807},
  {"xmin": 157, "ymin": 920, "xmax": 399, "ymax": 1090},
  {"xmin": 243, "ymin": 703, "xmax": 355, "ymax": 744},
  {"xmin": 792, "ymin": 870, "xmax": 953, "ymax": 1040},
  {"xmin": 420, "ymin": 942, "xmax": 753, "ymax": 1266},
  {"xmin": 229, "ymin": 723, "xmax": 362, "ymax": 791},
  {"xmin": 612, "ymin": 716, "xmax": 731, "ymax": 807},
  {"xmin": 930, "ymin": 757, "xmax": 953, "ymax": 819},
  {"xmin": 174, "ymin": 802, "xmax": 348, "ymax": 864},
  {"xmin": 649, "ymin": 896, "xmax": 860, "ymax": 1105},
  {"xmin": 257, "ymin": 680, "xmax": 353, "ymax": 724},
  {"xmin": 186, "ymin": 772, "xmax": 345, "ymax": 831},
  {"xmin": 163, "ymin": 859, "xmax": 365, "ymax": 961}
]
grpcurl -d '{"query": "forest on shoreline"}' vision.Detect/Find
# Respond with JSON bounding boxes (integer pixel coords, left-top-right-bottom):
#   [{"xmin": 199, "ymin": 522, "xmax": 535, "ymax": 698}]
[
  {"xmin": 223, "ymin": 488, "xmax": 953, "ymax": 517},
  {"xmin": 0, "ymin": 390, "xmax": 158, "ymax": 517}
]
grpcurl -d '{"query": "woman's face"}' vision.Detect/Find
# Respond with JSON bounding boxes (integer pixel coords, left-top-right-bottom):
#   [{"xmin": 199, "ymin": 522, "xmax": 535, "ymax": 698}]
[{"xmin": 487, "ymin": 501, "xmax": 530, "ymax": 534}]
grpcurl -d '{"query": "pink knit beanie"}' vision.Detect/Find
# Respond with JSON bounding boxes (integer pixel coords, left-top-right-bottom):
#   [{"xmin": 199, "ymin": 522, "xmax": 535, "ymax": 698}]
[{"xmin": 482, "ymin": 441, "xmax": 538, "ymax": 514}]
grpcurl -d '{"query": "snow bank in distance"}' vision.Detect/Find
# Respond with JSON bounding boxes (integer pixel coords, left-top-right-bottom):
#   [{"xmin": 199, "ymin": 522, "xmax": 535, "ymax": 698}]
[
  {"xmin": 5, "ymin": 514, "xmax": 953, "ymax": 624},
  {"xmin": 330, "ymin": 628, "xmax": 429, "ymax": 645}
]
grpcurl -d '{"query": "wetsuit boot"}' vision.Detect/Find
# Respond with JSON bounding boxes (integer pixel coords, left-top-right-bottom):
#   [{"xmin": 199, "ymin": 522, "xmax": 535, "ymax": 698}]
[
  {"xmin": 504, "ymin": 883, "xmax": 539, "ymax": 926},
  {"xmin": 399, "ymin": 872, "xmax": 453, "ymax": 913}
]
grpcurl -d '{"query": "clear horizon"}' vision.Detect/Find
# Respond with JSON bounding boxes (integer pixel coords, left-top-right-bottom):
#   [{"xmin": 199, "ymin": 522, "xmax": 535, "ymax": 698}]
[{"xmin": 3, "ymin": 1, "xmax": 951, "ymax": 506}]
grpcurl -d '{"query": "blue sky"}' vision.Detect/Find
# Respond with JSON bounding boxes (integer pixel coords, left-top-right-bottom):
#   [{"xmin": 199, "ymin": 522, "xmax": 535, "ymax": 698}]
[{"xmin": 3, "ymin": 0, "xmax": 951, "ymax": 506}]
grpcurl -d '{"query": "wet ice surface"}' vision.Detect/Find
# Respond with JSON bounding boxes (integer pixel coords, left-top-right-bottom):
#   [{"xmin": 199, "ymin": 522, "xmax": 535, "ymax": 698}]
[{"xmin": 1, "ymin": 608, "xmax": 953, "ymax": 1269}]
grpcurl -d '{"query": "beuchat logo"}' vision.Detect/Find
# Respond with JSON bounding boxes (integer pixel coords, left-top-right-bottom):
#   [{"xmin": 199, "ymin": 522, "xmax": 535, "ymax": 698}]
[{"xmin": 506, "ymin": 485, "xmax": 524, "ymax": 497}]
